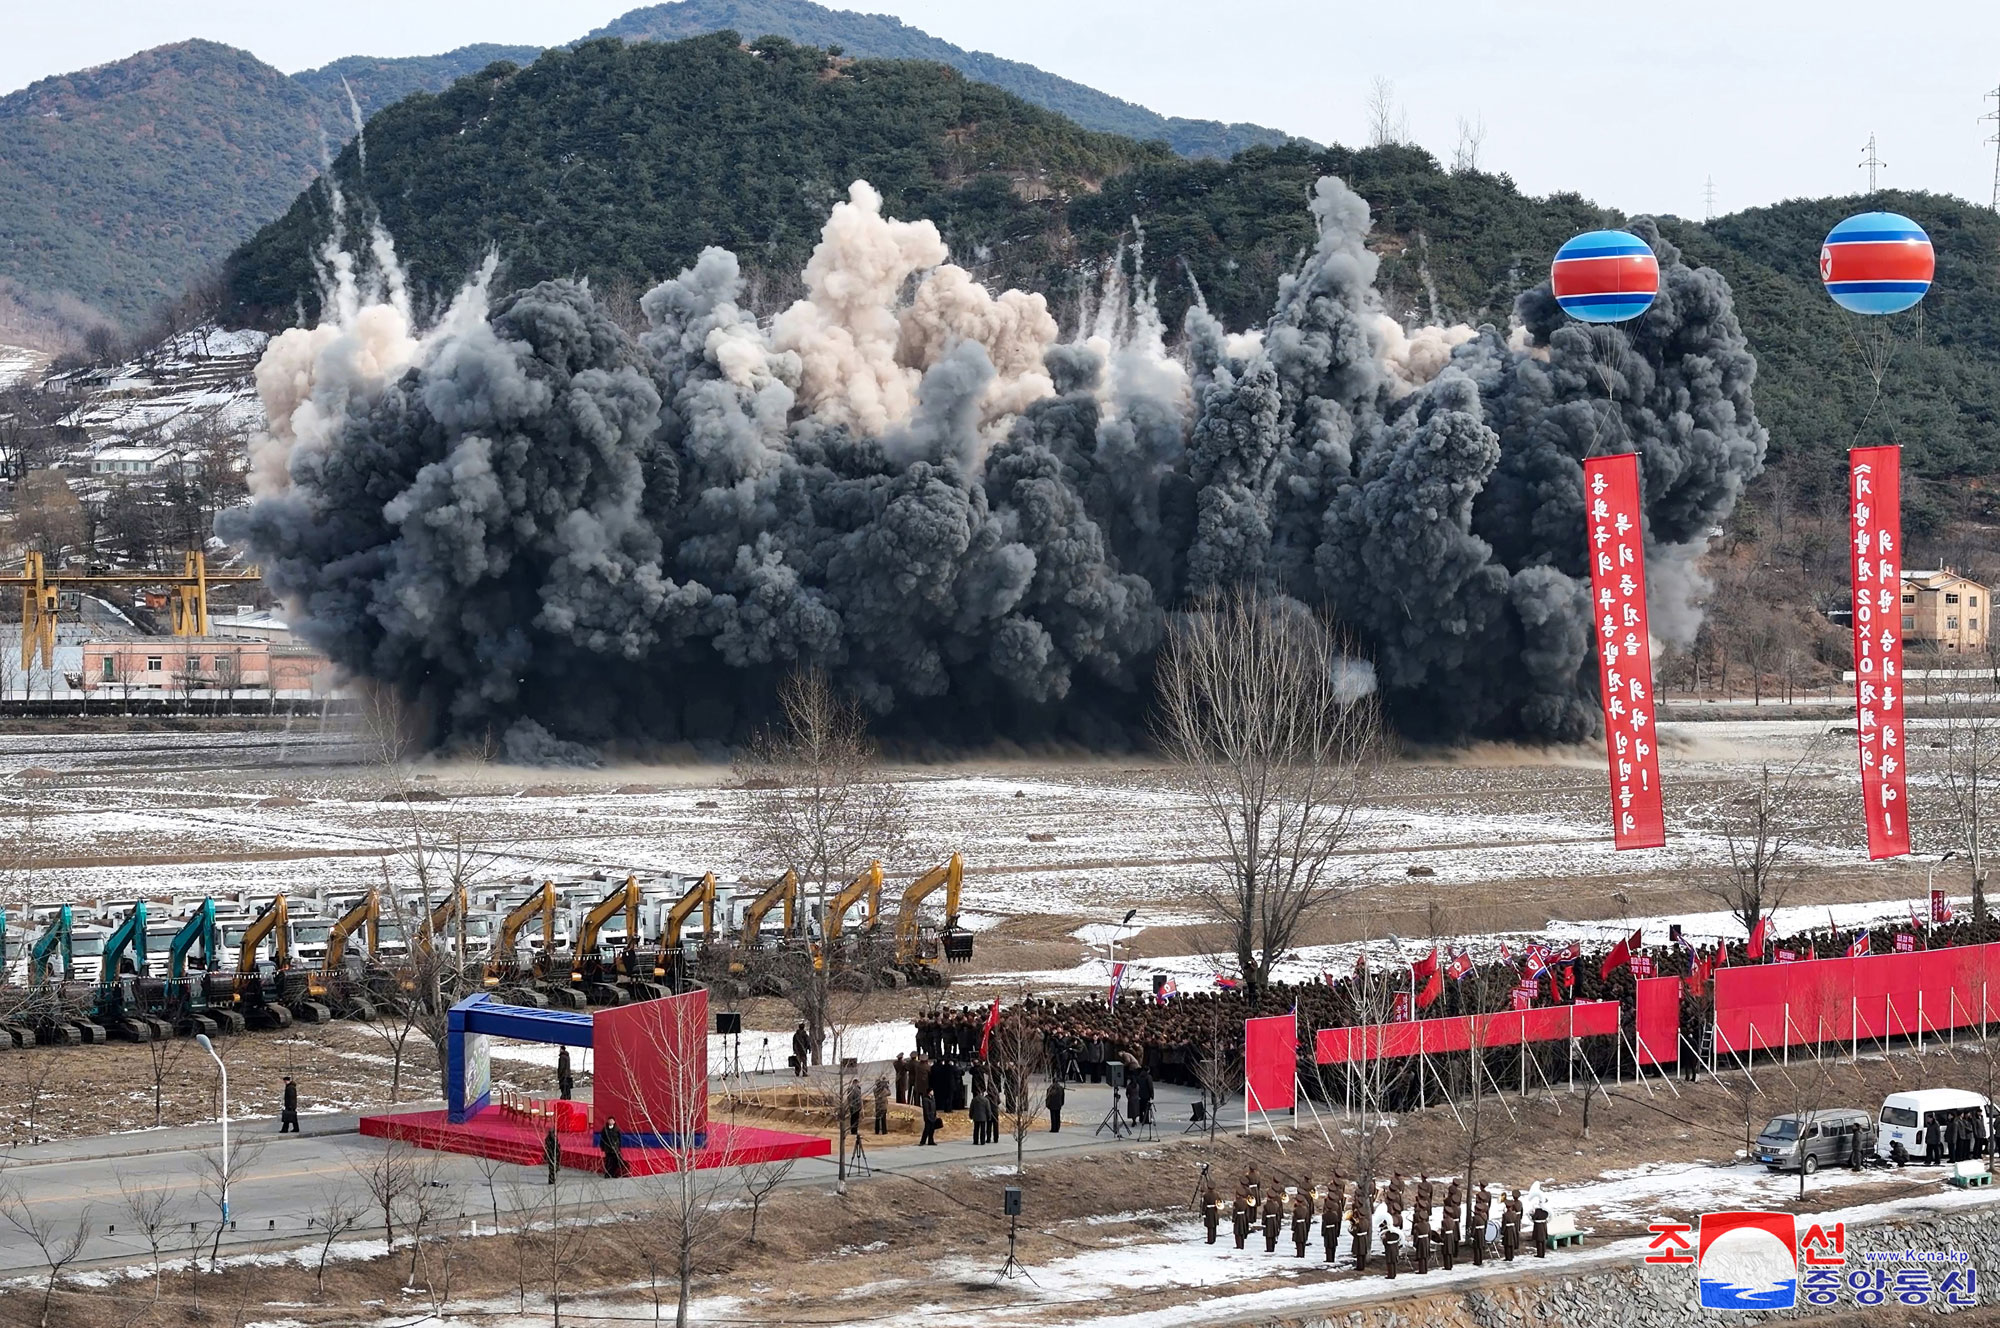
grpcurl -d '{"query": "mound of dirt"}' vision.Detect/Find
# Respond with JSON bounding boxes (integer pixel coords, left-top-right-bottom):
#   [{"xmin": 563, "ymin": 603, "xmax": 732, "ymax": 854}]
[
  {"xmin": 13, "ymin": 767, "xmax": 58, "ymax": 780},
  {"xmin": 1027, "ymin": 832, "xmax": 1057, "ymax": 843},
  {"xmin": 381, "ymin": 789, "xmax": 448, "ymax": 802},
  {"xmin": 615, "ymin": 783, "xmax": 665, "ymax": 795},
  {"xmin": 256, "ymin": 795, "xmax": 307, "ymax": 808},
  {"xmin": 519, "ymin": 785, "xmax": 568, "ymax": 797}
]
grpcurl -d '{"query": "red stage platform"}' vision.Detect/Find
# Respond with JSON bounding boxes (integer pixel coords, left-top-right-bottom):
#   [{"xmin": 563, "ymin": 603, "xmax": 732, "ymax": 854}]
[{"xmin": 359, "ymin": 1107, "xmax": 830, "ymax": 1176}]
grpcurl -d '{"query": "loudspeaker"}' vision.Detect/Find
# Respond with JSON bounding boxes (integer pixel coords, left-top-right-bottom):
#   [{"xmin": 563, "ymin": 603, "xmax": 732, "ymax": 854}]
[
  {"xmin": 716, "ymin": 1011, "xmax": 742, "ymax": 1035},
  {"xmin": 1003, "ymin": 1185, "xmax": 1022, "ymax": 1216},
  {"xmin": 1104, "ymin": 1062, "xmax": 1126, "ymax": 1089}
]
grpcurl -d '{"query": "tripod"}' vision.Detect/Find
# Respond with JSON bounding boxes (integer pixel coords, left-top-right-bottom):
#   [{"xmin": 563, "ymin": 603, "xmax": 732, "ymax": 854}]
[
  {"xmin": 1095, "ymin": 1085, "xmax": 1129, "ymax": 1139},
  {"xmin": 751, "ymin": 1037, "xmax": 774, "ymax": 1075},
  {"xmin": 847, "ymin": 1130, "xmax": 872, "ymax": 1177},
  {"xmin": 997, "ymin": 1209, "xmax": 1036, "ymax": 1283}
]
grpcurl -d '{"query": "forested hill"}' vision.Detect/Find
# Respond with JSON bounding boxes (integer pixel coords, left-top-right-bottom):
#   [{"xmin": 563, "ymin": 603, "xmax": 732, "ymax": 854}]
[
  {"xmin": 221, "ymin": 31, "xmax": 2000, "ymax": 524},
  {"xmin": 223, "ymin": 34, "xmax": 1176, "ymax": 324},
  {"xmin": 587, "ymin": 0, "xmax": 1298, "ymax": 159}
]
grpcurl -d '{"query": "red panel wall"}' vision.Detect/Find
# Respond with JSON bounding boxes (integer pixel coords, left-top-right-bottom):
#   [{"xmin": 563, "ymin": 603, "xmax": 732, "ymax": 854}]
[
  {"xmin": 1634, "ymin": 976, "xmax": 1680, "ymax": 1065},
  {"xmin": 1312, "ymin": 1001, "xmax": 1618, "ymax": 1065},
  {"xmin": 1713, "ymin": 943, "xmax": 2000, "ymax": 1054},
  {"xmin": 592, "ymin": 988, "xmax": 710, "ymax": 1144},
  {"xmin": 1244, "ymin": 1014, "xmax": 1298, "ymax": 1110}
]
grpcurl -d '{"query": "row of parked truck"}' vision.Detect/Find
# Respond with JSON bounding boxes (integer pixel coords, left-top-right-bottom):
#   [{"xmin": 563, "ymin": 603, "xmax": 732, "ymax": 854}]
[{"xmin": 0, "ymin": 853, "xmax": 974, "ymax": 1047}]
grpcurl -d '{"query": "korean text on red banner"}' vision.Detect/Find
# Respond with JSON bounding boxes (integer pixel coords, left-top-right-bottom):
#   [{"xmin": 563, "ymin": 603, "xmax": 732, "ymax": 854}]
[
  {"xmin": 1849, "ymin": 446, "xmax": 1910, "ymax": 859},
  {"xmin": 1583, "ymin": 454, "xmax": 1665, "ymax": 849}
]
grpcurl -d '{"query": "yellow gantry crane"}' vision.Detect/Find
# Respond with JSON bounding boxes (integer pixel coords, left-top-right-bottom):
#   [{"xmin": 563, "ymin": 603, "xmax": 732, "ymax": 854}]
[{"xmin": 4, "ymin": 551, "xmax": 262, "ymax": 669}]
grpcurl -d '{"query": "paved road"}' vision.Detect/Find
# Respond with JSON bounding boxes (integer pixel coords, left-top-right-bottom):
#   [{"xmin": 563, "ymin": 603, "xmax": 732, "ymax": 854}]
[{"xmin": 0, "ymin": 1070, "xmax": 1228, "ymax": 1277}]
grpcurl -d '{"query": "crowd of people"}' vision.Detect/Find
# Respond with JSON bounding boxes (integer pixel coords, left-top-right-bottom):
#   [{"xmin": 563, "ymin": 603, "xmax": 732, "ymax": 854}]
[{"xmin": 1197, "ymin": 1165, "xmax": 1560, "ymax": 1277}]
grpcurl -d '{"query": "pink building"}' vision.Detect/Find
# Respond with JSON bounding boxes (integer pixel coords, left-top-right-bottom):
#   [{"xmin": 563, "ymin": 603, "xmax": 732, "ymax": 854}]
[{"xmin": 79, "ymin": 639, "xmax": 336, "ymax": 696}]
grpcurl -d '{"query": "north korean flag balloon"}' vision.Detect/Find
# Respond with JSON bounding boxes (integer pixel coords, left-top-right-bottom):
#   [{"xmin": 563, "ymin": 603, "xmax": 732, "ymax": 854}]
[
  {"xmin": 1550, "ymin": 230, "xmax": 1659, "ymax": 323},
  {"xmin": 1820, "ymin": 212, "xmax": 1933, "ymax": 315}
]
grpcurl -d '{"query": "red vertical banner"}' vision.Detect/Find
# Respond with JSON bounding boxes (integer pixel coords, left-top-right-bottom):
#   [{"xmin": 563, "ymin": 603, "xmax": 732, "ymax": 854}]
[
  {"xmin": 1242, "ymin": 1014, "xmax": 1297, "ymax": 1113},
  {"xmin": 1583, "ymin": 453, "xmax": 1666, "ymax": 849},
  {"xmin": 1849, "ymin": 446, "xmax": 1911, "ymax": 859}
]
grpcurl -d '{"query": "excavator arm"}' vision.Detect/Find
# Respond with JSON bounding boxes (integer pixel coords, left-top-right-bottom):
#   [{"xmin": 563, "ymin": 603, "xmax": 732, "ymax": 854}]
[
  {"xmin": 416, "ymin": 886, "xmax": 466, "ymax": 958},
  {"xmin": 487, "ymin": 881, "xmax": 555, "ymax": 986},
  {"xmin": 29, "ymin": 905, "xmax": 73, "ymax": 986},
  {"xmin": 324, "ymin": 890, "xmax": 379, "ymax": 971},
  {"xmin": 100, "ymin": 903, "xmax": 149, "ymax": 982},
  {"xmin": 894, "ymin": 853, "xmax": 967, "ymax": 967},
  {"xmin": 571, "ymin": 875, "xmax": 640, "ymax": 983},
  {"xmin": 825, "ymin": 861, "xmax": 883, "ymax": 946},
  {"xmin": 234, "ymin": 895, "xmax": 288, "ymax": 996},
  {"xmin": 169, "ymin": 899, "xmax": 219, "ymax": 996},
  {"xmin": 739, "ymin": 870, "xmax": 798, "ymax": 945},
  {"xmin": 662, "ymin": 874, "xmax": 716, "ymax": 952}
]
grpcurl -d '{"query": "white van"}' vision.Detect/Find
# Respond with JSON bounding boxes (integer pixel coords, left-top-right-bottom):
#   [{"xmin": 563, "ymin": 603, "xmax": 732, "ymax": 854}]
[{"xmin": 1877, "ymin": 1089, "xmax": 1992, "ymax": 1163}]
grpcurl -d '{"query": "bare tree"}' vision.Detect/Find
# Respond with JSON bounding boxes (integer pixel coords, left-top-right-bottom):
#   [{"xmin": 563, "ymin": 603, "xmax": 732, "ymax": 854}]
[
  {"xmin": 191, "ymin": 1131, "xmax": 263, "ymax": 1270},
  {"xmin": 1700, "ymin": 740, "xmax": 1828, "ymax": 934},
  {"xmin": 119, "ymin": 1178, "xmax": 180, "ymax": 1302},
  {"xmin": 0, "ymin": 1179, "xmax": 91, "ymax": 1328},
  {"xmin": 306, "ymin": 1185, "xmax": 366, "ymax": 1297},
  {"xmin": 1452, "ymin": 114, "xmax": 1486, "ymax": 172},
  {"xmin": 353, "ymin": 1138, "xmax": 418, "ymax": 1255},
  {"xmin": 1929, "ymin": 681, "xmax": 1999, "ymax": 922},
  {"xmin": 143, "ymin": 1035, "xmax": 189, "ymax": 1128},
  {"xmin": 737, "ymin": 666, "xmax": 904, "ymax": 1065},
  {"xmin": 991, "ymin": 1009, "xmax": 1043, "ymax": 1173},
  {"xmin": 739, "ymin": 1159, "xmax": 795, "ymax": 1243},
  {"xmin": 1364, "ymin": 76, "xmax": 1407, "ymax": 147},
  {"xmin": 1155, "ymin": 590, "xmax": 1383, "ymax": 990}
]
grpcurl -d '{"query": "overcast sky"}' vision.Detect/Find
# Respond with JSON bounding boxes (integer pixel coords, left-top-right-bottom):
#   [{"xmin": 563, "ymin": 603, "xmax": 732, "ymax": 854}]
[{"xmin": 9, "ymin": 0, "xmax": 2000, "ymax": 218}]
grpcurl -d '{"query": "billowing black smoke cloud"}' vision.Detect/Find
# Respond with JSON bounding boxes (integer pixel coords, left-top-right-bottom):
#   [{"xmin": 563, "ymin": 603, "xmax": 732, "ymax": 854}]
[{"xmin": 220, "ymin": 179, "xmax": 1765, "ymax": 756}]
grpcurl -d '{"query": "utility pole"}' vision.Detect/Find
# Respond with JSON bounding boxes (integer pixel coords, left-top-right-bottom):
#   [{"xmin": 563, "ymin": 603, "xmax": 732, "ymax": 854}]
[
  {"xmin": 1703, "ymin": 175, "xmax": 1718, "ymax": 223},
  {"xmin": 1982, "ymin": 85, "xmax": 2000, "ymax": 212},
  {"xmin": 1859, "ymin": 133, "xmax": 1887, "ymax": 193}
]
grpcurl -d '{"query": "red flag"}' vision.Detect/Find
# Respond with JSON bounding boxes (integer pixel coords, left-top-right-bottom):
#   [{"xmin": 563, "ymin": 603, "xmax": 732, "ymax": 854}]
[
  {"xmin": 1445, "ymin": 951, "xmax": 1473, "ymax": 981},
  {"xmin": 1416, "ymin": 970, "xmax": 1444, "ymax": 1010},
  {"xmin": 977, "ymin": 997, "xmax": 1001, "ymax": 1058},
  {"xmin": 1931, "ymin": 889, "xmax": 1952, "ymax": 925},
  {"xmin": 1411, "ymin": 948, "xmax": 1439, "ymax": 984},
  {"xmin": 1598, "ymin": 932, "xmax": 1633, "ymax": 981},
  {"xmin": 1713, "ymin": 941, "xmax": 1730, "ymax": 969},
  {"xmin": 1847, "ymin": 446, "xmax": 1910, "ymax": 859},
  {"xmin": 1846, "ymin": 932, "xmax": 1871, "ymax": 959},
  {"xmin": 1746, "ymin": 915, "xmax": 1769, "ymax": 961},
  {"xmin": 1583, "ymin": 453, "xmax": 1667, "ymax": 850}
]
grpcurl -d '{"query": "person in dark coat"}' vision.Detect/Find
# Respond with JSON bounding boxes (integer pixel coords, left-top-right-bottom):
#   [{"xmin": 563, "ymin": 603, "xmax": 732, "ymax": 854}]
[
  {"xmin": 893, "ymin": 1053, "xmax": 909, "ymax": 1104},
  {"xmin": 1410, "ymin": 1208, "xmax": 1430, "ymax": 1275},
  {"xmin": 1384, "ymin": 1172, "xmax": 1406, "ymax": 1232},
  {"xmin": 919, "ymin": 1091, "xmax": 941, "ymax": 1145},
  {"xmin": 1232, "ymin": 1181, "xmax": 1253, "ymax": 1249},
  {"xmin": 1501, "ymin": 1191, "xmax": 1523, "ymax": 1261},
  {"xmin": 1290, "ymin": 1184, "xmax": 1313, "ymax": 1257},
  {"xmin": 556, "ymin": 1047, "xmax": 574, "ymax": 1100},
  {"xmin": 1470, "ymin": 1183, "xmax": 1492, "ymax": 1266},
  {"xmin": 791, "ymin": 1024, "xmax": 811, "ymax": 1077},
  {"xmin": 1321, "ymin": 1175, "xmax": 1345, "ymax": 1262},
  {"xmin": 1531, "ymin": 1197, "xmax": 1550, "ymax": 1258},
  {"xmin": 1260, "ymin": 1190, "xmax": 1283, "ymax": 1253},
  {"xmin": 279, "ymin": 1076, "xmax": 300, "ymax": 1133},
  {"xmin": 1348, "ymin": 1183, "xmax": 1371, "ymax": 1271},
  {"xmin": 543, "ymin": 1127, "xmax": 560, "ymax": 1185},
  {"xmin": 845, "ymin": 1078, "xmax": 863, "ymax": 1138},
  {"xmin": 970, "ymin": 1091, "xmax": 995, "ymax": 1145},
  {"xmin": 872, "ymin": 1074, "xmax": 890, "ymax": 1135},
  {"xmin": 1442, "ymin": 1177, "xmax": 1462, "ymax": 1266},
  {"xmin": 1201, "ymin": 1179, "xmax": 1221, "ymax": 1244},
  {"xmin": 1380, "ymin": 1222, "xmax": 1400, "ymax": 1278},
  {"xmin": 1045, "ymin": 1079, "xmax": 1065, "ymax": 1132},
  {"xmin": 600, "ymin": 1118, "xmax": 626, "ymax": 1178},
  {"xmin": 1412, "ymin": 1175, "xmax": 1434, "ymax": 1241}
]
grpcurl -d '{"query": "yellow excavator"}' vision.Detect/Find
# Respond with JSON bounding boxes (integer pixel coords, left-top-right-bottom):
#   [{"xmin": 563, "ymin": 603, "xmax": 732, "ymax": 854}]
[
  {"xmin": 234, "ymin": 894, "xmax": 306, "ymax": 1025},
  {"xmin": 485, "ymin": 880, "xmax": 583, "ymax": 1008},
  {"xmin": 658, "ymin": 872, "xmax": 716, "ymax": 990},
  {"xmin": 570, "ymin": 874, "xmax": 644, "ymax": 1004},
  {"xmin": 816, "ymin": 860, "xmax": 883, "ymax": 973},
  {"xmin": 414, "ymin": 886, "xmax": 467, "ymax": 961},
  {"xmin": 890, "ymin": 852, "xmax": 972, "ymax": 986},
  {"xmin": 307, "ymin": 889, "xmax": 381, "ymax": 1017},
  {"xmin": 726, "ymin": 870, "xmax": 797, "ymax": 977}
]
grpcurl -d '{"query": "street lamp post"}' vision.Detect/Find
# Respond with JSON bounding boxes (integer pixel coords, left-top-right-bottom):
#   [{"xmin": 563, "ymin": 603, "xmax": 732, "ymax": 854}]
[{"xmin": 195, "ymin": 1033, "xmax": 229, "ymax": 1226}]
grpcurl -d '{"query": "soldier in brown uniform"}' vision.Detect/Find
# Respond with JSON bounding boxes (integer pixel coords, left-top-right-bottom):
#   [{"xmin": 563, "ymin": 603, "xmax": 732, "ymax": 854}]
[
  {"xmin": 1232, "ymin": 1181, "xmax": 1254, "ymax": 1249},
  {"xmin": 1412, "ymin": 1175, "xmax": 1434, "ymax": 1242},
  {"xmin": 1379, "ymin": 1221, "xmax": 1400, "ymax": 1278},
  {"xmin": 1470, "ymin": 1183, "xmax": 1492, "ymax": 1266},
  {"xmin": 1501, "ymin": 1190, "xmax": 1523, "ymax": 1261},
  {"xmin": 1410, "ymin": 1199, "xmax": 1430, "ymax": 1274},
  {"xmin": 1441, "ymin": 1177, "xmax": 1463, "ymax": 1267},
  {"xmin": 1347, "ymin": 1180, "xmax": 1372, "ymax": 1271},
  {"xmin": 1321, "ymin": 1173, "xmax": 1346, "ymax": 1262},
  {"xmin": 872, "ymin": 1074, "xmax": 890, "ymax": 1134},
  {"xmin": 1290, "ymin": 1184, "xmax": 1313, "ymax": 1257},
  {"xmin": 1260, "ymin": 1189, "xmax": 1284, "ymax": 1253},
  {"xmin": 1244, "ymin": 1163, "xmax": 1263, "ymax": 1206},
  {"xmin": 1384, "ymin": 1172, "xmax": 1406, "ymax": 1233},
  {"xmin": 1532, "ymin": 1195, "xmax": 1551, "ymax": 1259},
  {"xmin": 1201, "ymin": 1179, "xmax": 1222, "ymax": 1244}
]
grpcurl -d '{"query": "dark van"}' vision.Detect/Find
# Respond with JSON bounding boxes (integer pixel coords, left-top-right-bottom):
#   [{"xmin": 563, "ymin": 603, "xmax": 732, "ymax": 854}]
[{"xmin": 1756, "ymin": 1109, "xmax": 1874, "ymax": 1173}]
